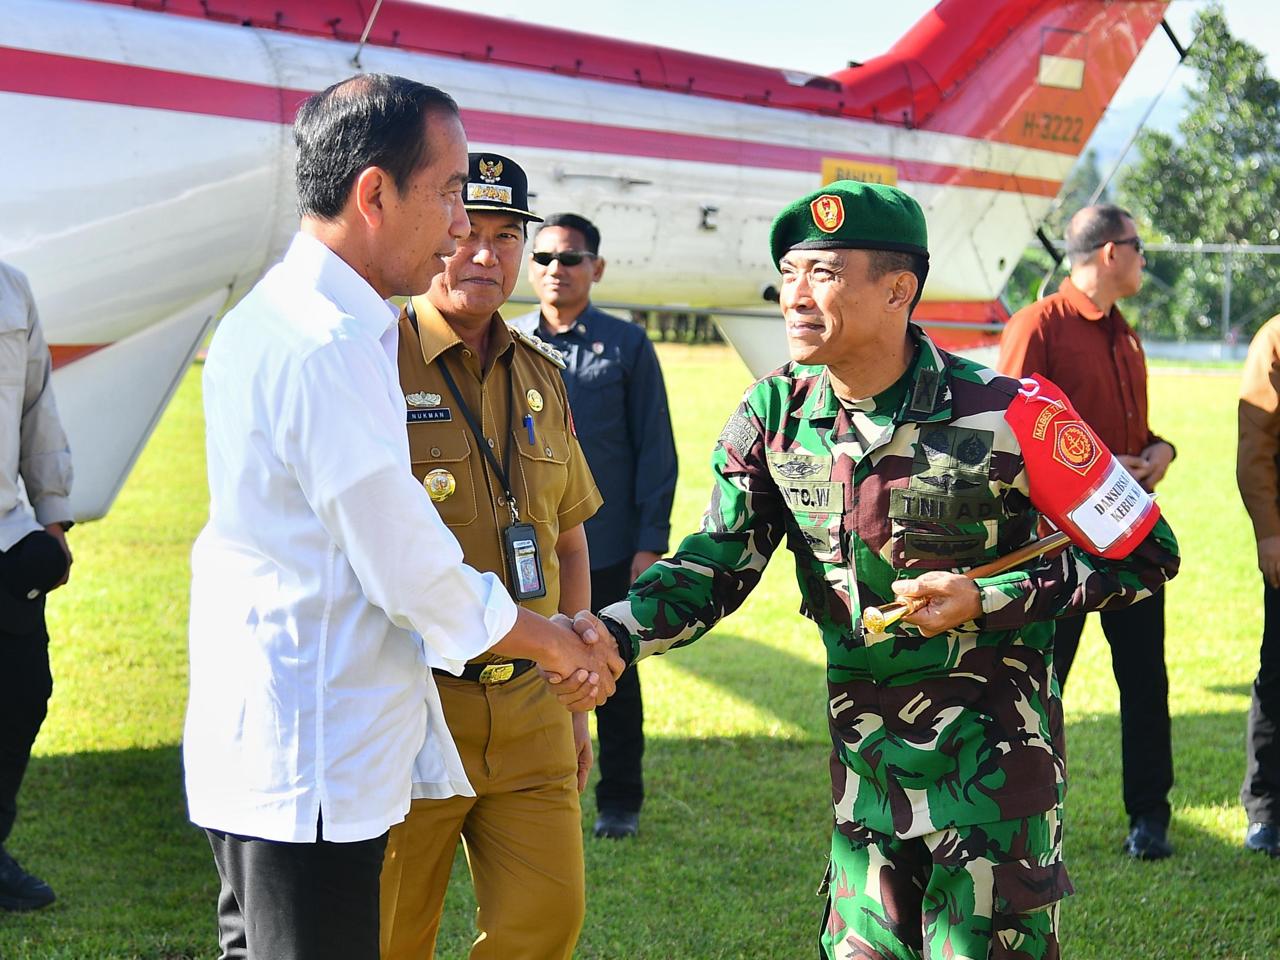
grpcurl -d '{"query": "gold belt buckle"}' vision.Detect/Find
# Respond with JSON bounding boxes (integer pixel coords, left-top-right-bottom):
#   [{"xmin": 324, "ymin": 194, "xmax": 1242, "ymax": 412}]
[{"xmin": 477, "ymin": 662, "xmax": 515, "ymax": 685}]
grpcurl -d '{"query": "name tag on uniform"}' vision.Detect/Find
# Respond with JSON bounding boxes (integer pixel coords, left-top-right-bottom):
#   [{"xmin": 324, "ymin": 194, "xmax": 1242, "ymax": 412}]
[
  {"xmin": 407, "ymin": 408, "xmax": 452, "ymax": 423},
  {"xmin": 778, "ymin": 481, "xmax": 842, "ymax": 515}
]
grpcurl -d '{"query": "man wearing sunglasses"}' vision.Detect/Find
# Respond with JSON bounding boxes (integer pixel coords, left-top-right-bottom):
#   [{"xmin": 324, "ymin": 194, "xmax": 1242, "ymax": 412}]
[
  {"xmin": 514, "ymin": 213, "xmax": 678, "ymax": 840},
  {"xmin": 998, "ymin": 203, "xmax": 1178, "ymax": 861}
]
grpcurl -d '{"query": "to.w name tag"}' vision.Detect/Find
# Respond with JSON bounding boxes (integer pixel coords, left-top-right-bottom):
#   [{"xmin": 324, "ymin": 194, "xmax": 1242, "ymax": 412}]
[
  {"xmin": 407, "ymin": 408, "xmax": 452, "ymax": 423},
  {"xmin": 779, "ymin": 481, "xmax": 841, "ymax": 515}
]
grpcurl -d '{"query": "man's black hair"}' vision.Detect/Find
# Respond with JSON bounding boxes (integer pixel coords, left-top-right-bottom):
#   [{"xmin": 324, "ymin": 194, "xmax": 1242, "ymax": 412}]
[
  {"xmin": 866, "ymin": 249, "xmax": 930, "ymax": 315},
  {"xmin": 1065, "ymin": 204, "xmax": 1135, "ymax": 260},
  {"xmin": 294, "ymin": 73, "xmax": 459, "ymax": 221},
  {"xmin": 534, "ymin": 213, "xmax": 601, "ymax": 254}
]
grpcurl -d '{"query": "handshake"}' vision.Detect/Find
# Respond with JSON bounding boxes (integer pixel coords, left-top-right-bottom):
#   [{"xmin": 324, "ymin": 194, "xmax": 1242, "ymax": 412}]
[{"xmin": 522, "ymin": 609, "xmax": 624, "ymax": 712}]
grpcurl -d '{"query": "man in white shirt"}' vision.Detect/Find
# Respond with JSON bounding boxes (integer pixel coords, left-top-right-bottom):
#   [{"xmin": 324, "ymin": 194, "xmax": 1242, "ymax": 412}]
[
  {"xmin": 0, "ymin": 260, "xmax": 73, "ymax": 912},
  {"xmin": 185, "ymin": 74, "xmax": 620, "ymax": 960}
]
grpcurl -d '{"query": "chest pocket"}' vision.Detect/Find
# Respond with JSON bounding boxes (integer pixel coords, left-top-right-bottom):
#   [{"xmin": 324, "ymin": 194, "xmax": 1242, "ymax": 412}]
[
  {"xmin": 514, "ymin": 428, "xmax": 570, "ymax": 524},
  {"xmin": 767, "ymin": 453, "xmax": 844, "ymax": 565},
  {"xmin": 573, "ymin": 359, "xmax": 624, "ymax": 426},
  {"xmin": 409, "ymin": 428, "xmax": 478, "ymax": 527},
  {"xmin": 0, "ymin": 303, "xmax": 27, "ymax": 386},
  {"xmin": 889, "ymin": 425, "xmax": 999, "ymax": 570}
]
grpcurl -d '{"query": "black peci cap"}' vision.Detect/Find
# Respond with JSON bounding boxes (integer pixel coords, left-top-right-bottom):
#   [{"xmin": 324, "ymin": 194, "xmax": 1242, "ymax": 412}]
[{"xmin": 465, "ymin": 152, "xmax": 542, "ymax": 222}]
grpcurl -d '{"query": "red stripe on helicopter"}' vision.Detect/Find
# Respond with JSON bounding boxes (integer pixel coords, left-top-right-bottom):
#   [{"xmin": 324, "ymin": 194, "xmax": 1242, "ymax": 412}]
[
  {"xmin": 0, "ymin": 46, "xmax": 1063, "ymax": 198},
  {"xmin": 50, "ymin": 344, "xmax": 110, "ymax": 369}
]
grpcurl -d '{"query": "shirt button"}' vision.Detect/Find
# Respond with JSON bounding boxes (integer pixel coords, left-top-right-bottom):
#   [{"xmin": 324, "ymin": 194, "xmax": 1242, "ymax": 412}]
[
  {"xmin": 487, "ymin": 438, "xmax": 495, "ymax": 448},
  {"xmin": 430, "ymin": 446, "xmax": 441, "ymax": 457},
  {"xmin": 462, "ymin": 349, "xmax": 472, "ymax": 358},
  {"xmin": 544, "ymin": 446, "xmax": 553, "ymax": 456}
]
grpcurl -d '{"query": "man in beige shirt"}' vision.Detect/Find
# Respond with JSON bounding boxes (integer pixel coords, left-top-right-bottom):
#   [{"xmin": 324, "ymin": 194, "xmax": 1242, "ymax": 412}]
[
  {"xmin": 0, "ymin": 260, "xmax": 73, "ymax": 911},
  {"xmin": 381, "ymin": 153, "xmax": 603, "ymax": 960},
  {"xmin": 1237, "ymin": 315, "xmax": 1280, "ymax": 857}
]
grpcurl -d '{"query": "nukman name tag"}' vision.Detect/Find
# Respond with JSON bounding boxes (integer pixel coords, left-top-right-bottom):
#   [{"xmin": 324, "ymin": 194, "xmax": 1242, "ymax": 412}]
[{"xmin": 407, "ymin": 408, "xmax": 452, "ymax": 423}]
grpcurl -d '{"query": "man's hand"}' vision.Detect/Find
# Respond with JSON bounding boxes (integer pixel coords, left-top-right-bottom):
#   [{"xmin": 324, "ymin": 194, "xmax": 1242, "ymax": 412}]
[
  {"xmin": 572, "ymin": 711, "xmax": 593, "ymax": 794},
  {"xmin": 1259, "ymin": 535, "xmax": 1280, "ymax": 589},
  {"xmin": 44, "ymin": 523, "xmax": 71, "ymax": 590},
  {"xmin": 565, "ymin": 611, "xmax": 625, "ymax": 681},
  {"xmin": 540, "ymin": 612, "xmax": 624, "ymax": 712},
  {"xmin": 630, "ymin": 550, "xmax": 662, "ymax": 583},
  {"xmin": 893, "ymin": 572, "xmax": 982, "ymax": 638},
  {"xmin": 1138, "ymin": 441, "xmax": 1175, "ymax": 491},
  {"xmin": 1117, "ymin": 453, "xmax": 1152, "ymax": 486}
]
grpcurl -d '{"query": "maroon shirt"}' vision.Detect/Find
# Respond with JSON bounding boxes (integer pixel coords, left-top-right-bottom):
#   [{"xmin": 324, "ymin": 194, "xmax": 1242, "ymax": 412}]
[{"xmin": 997, "ymin": 277, "xmax": 1168, "ymax": 457}]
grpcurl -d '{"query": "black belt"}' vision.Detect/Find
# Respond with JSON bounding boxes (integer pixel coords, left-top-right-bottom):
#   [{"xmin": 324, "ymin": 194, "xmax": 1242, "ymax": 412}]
[{"xmin": 433, "ymin": 659, "xmax": 536, "ymax": 685}]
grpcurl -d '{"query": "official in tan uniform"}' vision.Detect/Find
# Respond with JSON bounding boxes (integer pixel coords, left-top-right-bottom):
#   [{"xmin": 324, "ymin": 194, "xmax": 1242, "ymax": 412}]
[{"xmin": 380, "ymin": 153, "xmax": 603, "ymax": 960}]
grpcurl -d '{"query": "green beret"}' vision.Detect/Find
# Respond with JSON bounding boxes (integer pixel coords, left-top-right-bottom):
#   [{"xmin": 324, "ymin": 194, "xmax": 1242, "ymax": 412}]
[{"xmin": 769, "ymin": 181, "xmax": 929, "ymax": 268}]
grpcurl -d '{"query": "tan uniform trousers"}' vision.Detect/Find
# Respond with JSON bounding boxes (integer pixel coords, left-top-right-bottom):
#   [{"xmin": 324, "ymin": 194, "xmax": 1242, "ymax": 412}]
[{"xmin": 380, "ymin": 668, "xmax": 585, "ymax": 960}]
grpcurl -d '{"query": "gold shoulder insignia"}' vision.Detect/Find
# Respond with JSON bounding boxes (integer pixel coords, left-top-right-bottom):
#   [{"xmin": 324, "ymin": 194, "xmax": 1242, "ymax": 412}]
[{"xmin": 509, "ymin": 324, "xmax": 567, "ymax": 369}]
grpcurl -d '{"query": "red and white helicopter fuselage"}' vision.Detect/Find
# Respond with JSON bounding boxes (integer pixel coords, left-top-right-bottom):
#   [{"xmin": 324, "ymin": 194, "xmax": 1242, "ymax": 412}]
[{"xmin": 1, "ymin": 0, "xmax": 1169, "ymax": 519}]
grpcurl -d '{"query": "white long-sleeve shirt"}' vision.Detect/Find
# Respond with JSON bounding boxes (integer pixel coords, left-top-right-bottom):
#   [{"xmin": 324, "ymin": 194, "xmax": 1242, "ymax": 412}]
[
  {"xmin": 185, "ymin": 232, "xmax": 518, "ymax": 843},
  {"xmin": 0, "ymin": 262, "xmax": 73, "ymax": 551}
]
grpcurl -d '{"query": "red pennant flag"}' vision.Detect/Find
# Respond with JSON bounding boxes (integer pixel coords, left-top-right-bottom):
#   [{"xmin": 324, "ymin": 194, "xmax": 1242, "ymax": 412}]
[{"xmin": 1004, "ymin": 374, "xmax": 1159, "ymax": 559}]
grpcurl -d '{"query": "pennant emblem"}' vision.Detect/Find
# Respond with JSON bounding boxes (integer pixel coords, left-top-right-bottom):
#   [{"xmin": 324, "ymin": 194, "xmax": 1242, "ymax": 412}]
[{"xmin": 1052, "ymin": 421, "xmax": 1099, "ymax": 476}]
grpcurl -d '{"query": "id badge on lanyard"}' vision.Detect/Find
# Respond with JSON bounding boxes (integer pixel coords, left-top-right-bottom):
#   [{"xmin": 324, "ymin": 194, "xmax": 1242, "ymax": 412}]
[
  {"xmin": 434, "ymin": 348, "xmax": 547, "ymax": 601},
  {"xmin": 503, "ymin": 521, "xmax": 546, "ymax": 601}
]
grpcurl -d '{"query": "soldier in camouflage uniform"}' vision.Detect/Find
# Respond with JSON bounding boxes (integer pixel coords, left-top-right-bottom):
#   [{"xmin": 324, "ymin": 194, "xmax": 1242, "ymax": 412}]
[{"xmin": 583, "ymin": 182, "xmax": 1180, "ymax": 959}]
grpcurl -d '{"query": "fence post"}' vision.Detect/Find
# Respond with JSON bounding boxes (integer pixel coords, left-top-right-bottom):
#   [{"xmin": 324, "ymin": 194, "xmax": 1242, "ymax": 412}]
[{"xmin": 1222, "ymin": 247, "xmax": 1233, "ymax": 339}]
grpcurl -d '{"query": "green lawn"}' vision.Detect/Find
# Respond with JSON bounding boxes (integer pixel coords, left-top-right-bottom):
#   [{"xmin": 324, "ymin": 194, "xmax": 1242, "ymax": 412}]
[{"xmin": 1, "ymin": 344, "xmax": 1275, "ymax": 958}]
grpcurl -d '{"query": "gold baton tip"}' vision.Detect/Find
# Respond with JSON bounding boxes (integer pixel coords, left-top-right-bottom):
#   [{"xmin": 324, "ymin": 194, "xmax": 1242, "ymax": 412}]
[{"xmin": 861, "ymin": 597, "xmax": 922, "ymax": 634}]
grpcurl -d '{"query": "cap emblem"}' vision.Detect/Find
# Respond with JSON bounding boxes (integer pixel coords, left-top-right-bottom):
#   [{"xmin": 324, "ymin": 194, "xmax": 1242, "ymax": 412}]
[
  {"xmin": 478, "ymin": 158, "xmax": 503, "ymax": 184},
  {"xmin": 810, "ymin": 195, "xmax": 845, "ymax": 234}
]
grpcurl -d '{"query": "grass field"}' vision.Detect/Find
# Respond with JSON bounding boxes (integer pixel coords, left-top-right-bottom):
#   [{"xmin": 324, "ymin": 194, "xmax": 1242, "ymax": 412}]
[{"xmin": 0, "ymin": 342, "xmax": 1276, "ymax": 959}]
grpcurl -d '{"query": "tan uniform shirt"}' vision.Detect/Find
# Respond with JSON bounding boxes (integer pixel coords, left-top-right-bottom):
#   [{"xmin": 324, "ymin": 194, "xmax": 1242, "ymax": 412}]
[
  {"xmin": 1239, "ymin": 316, "xmax": 1280, "ymax": 541},
  {"xmin": 398, "ymin": 297, "xmax": 601, "ymax": 645}
]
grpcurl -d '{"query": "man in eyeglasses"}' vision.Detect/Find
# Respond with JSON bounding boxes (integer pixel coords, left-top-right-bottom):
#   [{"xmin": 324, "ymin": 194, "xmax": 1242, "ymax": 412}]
[
  {"xmin": 513, "ymin": 214, "xmax": 677, "ymax": 840},
  {"xmin": 998, "ymin": 202, "xmax": 1178, "ymax": 861}
]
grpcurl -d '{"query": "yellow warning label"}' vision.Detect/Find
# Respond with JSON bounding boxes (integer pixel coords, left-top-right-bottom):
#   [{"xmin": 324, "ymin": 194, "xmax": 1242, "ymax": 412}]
[{"xmin": 821, "ymin": 158, "xmax": 898, "ymax": 186}]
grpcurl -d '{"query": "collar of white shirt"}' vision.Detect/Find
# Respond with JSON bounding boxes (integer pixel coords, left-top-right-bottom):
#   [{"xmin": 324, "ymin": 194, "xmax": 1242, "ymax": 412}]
[{"xmin": 285, "ymin": 231, "xmax": 400, "ymax": 341}]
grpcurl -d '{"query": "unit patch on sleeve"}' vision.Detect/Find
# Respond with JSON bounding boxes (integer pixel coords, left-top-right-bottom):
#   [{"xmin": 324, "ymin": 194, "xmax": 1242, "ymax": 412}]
[{"xmin": 718, "ymin": 410, "xmax": 760, "ymax": 456}]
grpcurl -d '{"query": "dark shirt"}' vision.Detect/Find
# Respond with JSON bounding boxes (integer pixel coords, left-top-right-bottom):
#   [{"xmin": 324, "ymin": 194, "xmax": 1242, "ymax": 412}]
[
  {"xmin": 997, "ymin": 277, "xmax": 1169, "ymax": 457},
  {"xmin": 512, "ymin": 304, "xmax": 677, "ymax": 569}
]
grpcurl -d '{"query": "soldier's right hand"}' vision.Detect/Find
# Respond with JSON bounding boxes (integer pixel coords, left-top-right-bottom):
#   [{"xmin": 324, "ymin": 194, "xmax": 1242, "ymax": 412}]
[{"xmin": 539, "ymin": 615, "xmax": 619, "ymax": 711}]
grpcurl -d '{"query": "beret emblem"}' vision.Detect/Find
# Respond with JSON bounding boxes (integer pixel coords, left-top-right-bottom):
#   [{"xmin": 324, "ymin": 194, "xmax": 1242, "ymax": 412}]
[{"xmin": 810, "ymin": 195, "xmax": 845, "ymax": 234}]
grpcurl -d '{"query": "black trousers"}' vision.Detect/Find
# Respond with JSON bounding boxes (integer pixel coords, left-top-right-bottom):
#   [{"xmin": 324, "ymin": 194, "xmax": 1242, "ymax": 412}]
[
  {"xmin": 1243, "ymin": 580, "xmax": 1280, "ymax": 824},
  {"xmin": 593, "ymin": 560, "xmax": 645, "ymax": 814},
  {"xmin": 206, "ymin": 825, "xmax": 387, "ymax": 960},
  {"xmin": 1053, "ymin": 590, "xmax": 1173, "ymax": 827},
  {"xmin": 0, "ymin": 532, "xmax": 63, "ymax": 846}
]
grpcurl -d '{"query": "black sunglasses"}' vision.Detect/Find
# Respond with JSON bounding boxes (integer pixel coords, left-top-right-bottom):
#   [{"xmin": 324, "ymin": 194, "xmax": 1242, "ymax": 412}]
[
  {"xmin": 531, "ymin": 250, "xmax": 595, "ymax": 267},
  {"xmin": 1091, "ymin": 236, "xmax": 1144, "ymax": 256}
]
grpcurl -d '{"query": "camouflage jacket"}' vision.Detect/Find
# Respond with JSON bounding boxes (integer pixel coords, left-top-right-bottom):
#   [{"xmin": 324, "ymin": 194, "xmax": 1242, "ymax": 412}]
[{"xmin": 600, "ymin": 325, "xmax": 1179, "ymax": 840}]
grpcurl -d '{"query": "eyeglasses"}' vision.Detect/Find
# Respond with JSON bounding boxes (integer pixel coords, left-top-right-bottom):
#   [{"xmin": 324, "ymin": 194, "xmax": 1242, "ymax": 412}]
[
  {"xmin": 1090, "ymin": 236, "xmax": 1144, "ymax": 256},
  {"xmin": 531, "ymin": 250, "xmax": 595, "ymax": 267}
]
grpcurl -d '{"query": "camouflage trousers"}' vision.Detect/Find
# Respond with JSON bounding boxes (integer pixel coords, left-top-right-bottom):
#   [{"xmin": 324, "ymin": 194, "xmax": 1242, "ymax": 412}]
[{"xmin": 819, "ymin": 807, "xmax": 1073, "ymax": 960}]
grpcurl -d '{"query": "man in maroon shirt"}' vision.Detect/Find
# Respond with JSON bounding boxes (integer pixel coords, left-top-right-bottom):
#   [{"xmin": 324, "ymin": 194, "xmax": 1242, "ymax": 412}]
[{"xmin": 998, "ymin": 204, "xmax": 1177, "ymax": 861}]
